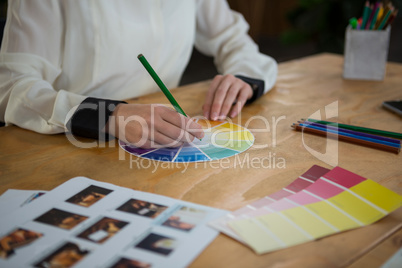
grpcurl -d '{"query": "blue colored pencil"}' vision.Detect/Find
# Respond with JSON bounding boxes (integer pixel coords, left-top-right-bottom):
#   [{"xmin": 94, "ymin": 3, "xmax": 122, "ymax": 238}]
[
  {"xmin": 298, "ymin": 123, "xmax": 400, "ymax": 148},
  {"xmin": 292, "ymin": 124, "xmax": 400, "ymax": 154},
  {"xmin": 300, "ymin": 121, "xmax": 401, "ymax": 147}
]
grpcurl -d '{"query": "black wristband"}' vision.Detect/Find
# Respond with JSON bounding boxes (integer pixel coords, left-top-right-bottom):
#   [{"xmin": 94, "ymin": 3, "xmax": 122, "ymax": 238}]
[
  {"xmin": 67, "ymin": 97, "xmax": 127, "ymax": 140},
  {"xmin": 236, "ymin": 75, "xmax": 265, "ymax": 104}
]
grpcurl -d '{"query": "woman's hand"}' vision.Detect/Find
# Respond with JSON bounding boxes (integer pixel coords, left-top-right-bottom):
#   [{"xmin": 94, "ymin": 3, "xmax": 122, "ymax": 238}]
[
  {"xmin": 105, "ymin": 104, "xmax": 204, "ymax": 148},
  {"xmin": 203, "ymin": 74, "xmax": 253, "ymax": 121}
]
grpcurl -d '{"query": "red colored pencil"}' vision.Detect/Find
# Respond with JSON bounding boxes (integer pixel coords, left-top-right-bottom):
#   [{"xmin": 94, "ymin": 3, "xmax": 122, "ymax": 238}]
[{"xmin": 292, "ymin": 124, "xmax": 400, "ymax": 154}]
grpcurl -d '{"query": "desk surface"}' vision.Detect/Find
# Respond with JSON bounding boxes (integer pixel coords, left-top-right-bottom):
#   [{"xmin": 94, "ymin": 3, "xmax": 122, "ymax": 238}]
[{"xmin": 1, "ymin": 53, "xmax": 401, "ymax": 267}]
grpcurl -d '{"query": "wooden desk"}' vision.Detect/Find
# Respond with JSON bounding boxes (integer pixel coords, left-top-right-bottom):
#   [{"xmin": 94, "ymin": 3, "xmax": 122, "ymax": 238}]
[{"xmin": 0, "ymin": 53, "xmax": 401, "ymax": 267}]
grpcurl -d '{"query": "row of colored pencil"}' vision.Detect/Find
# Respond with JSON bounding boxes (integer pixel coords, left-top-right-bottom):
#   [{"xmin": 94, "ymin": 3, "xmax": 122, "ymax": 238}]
[
  {"xmin": 292, "ymin": 119, "xmax": 401, "ymax": 154},
  {"xmin": 349, "ymin": 0, "xmax": 398, "ymax": 30}
]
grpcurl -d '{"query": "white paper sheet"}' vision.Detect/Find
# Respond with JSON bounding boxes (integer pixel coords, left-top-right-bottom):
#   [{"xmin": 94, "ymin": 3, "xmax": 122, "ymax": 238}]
[
  {"xmin": 0, "ymin": 189, "xmax": 46, "ymax": 217},
  {"xmin": 0, "ymin": 177, "xmax": 227, "ymax": 268},
  {"xmin": 381, "ymin": 247, "xmax": 402, "ymax": 268}
]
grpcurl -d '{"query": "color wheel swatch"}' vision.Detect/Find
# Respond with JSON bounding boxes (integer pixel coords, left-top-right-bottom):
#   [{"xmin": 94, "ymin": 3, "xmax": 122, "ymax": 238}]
[
  {"xmin": 210, "ymin": 166, "xmax": 402, "ymax": 255},
  {"xmin": 119, "ymin": 119, "xmax": 254, "ymax": 162}
]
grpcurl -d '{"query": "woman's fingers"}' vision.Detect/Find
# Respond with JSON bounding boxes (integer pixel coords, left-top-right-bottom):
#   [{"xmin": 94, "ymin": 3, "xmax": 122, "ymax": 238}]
[
  {"xmin": 106, "ymin": 104, "xmax": 204, "ymax": 148},
  {"xmin": 203, "ymin": 74, "xmax": 253, "ymax": 121},
  {"xmin": 229, "ymin": 84, "xmax": 251, "ymax": 118},
  {"xmin": 160, "ymin": 107, "xmax": 204, "ymax": 141}
]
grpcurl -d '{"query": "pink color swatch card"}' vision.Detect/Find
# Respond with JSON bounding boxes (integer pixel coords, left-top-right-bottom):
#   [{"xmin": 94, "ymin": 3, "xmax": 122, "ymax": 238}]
[{"xmin": 208, "ymin": 165, "xmax": 330, "ymax": 242}]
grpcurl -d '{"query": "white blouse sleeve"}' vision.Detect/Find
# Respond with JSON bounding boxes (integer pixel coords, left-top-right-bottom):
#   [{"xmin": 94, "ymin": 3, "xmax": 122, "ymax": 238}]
[
  {"xmin": 0, "ymin": 0, "xmax": 86, "ymax": 134},
  {"xmin": 194, "ymin": 0, "xmax": 278, "ymax": 94}
]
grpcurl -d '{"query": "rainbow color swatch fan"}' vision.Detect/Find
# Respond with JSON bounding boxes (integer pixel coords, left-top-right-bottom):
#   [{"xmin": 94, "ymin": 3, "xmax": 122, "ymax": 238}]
[{"xmin": 119, "ymin": 119, "xmax": 254, "ymax": 162}]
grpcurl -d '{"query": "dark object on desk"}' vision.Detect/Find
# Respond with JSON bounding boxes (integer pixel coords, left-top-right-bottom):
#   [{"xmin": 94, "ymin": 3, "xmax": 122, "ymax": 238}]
[{"xmin": 383, "ymin": 100, "xmax": 402, "ymax": 117}]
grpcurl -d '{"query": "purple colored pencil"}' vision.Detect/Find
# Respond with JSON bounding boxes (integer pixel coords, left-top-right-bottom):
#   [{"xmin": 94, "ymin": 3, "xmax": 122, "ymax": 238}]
[
  {"xmin": 366, "ymin": 2, "xmax": 380, "ymax": 29},
  {"xmin": 300, "ymin": 121, "xmax": 401, "ymax": 147}
]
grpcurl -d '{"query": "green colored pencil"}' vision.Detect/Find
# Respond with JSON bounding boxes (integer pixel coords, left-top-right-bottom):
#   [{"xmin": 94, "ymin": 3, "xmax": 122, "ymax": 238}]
[
  {"xmin": 377, "ymin": 8, "xmax": 393, "ymax": 30},
  {"xmin": 369, "ymin": 3, "xmax": 382, "ymax": 30},
  {"xmin": 361, "ymin": 1, "xmax": 371, "ymax": 29},
  {"xmin": 137, "ymin": 54, "xmax": 187, "ymax": 117},
  {"xmin": 305, "ymin": 119, "xmax": 402, "ymax": 139}
]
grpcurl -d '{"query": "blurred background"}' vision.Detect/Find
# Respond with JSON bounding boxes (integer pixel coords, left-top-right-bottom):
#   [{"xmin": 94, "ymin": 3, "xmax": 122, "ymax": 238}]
[
  {"xmin": 181, "ymin": 0, "xmax": 402, "ymax": 85},
  {"xmin": 0, "ymin": 0, "xmax": 400, "ymax": 86}
]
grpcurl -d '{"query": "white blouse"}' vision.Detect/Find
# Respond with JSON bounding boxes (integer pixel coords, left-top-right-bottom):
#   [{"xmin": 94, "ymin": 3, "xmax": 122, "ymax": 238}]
[{"xmin": 0, "ymin": 0, "xmax": 277, "ymax": 134}]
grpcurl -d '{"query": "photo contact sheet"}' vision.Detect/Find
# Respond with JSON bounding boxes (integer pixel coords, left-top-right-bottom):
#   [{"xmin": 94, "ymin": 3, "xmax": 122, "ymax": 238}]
[{"xmin": 0, "ymin": 178, "xmax": 226, "ymax": 268}]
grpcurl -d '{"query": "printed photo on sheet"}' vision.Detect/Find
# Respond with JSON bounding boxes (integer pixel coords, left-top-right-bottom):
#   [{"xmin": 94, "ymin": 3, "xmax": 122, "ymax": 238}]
[
  {"xmin": 66, "ymin": 185, "xmax": 113, "ymax": 207},
  {"xmin": 77, "ymin": 217, "xmax": 129, "ymax": 244},
  {"xmin": 0, "ymin": 228, "xmax": 43, "ymax": 259},
  {"xmin": 161, "ymin": 206, "xmax": 207, "ymax": 232},
  {"xmin": 116, "ymin": 199, "xmax": 168, "ymax": 219},
  {"xmin": 33, "ymin": 241, "xmax": 90, "ymax": 268},
  {"xmin": 34, "ymin": 208, "xmax": 88, "ymax": 230},
  {"xmin": 135, "ymin": 233, "xmax": 178, "ymax": 256}
]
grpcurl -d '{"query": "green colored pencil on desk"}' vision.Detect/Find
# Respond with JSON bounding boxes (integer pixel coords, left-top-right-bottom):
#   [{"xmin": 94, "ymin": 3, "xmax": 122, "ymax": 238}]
[
  {"xmin": 137, "ymin": 54, "xmax": 187, "ymax": 117},
  {"xmin": 305, "ymin": 118, "xmax": 402, "ymax": 139}
]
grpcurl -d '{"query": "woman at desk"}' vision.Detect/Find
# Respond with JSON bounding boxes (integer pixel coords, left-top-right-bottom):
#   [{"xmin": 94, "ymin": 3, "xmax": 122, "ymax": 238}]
[{"xmin": 0, "ymin": 0, "xmax": 277, "ymax": 148}]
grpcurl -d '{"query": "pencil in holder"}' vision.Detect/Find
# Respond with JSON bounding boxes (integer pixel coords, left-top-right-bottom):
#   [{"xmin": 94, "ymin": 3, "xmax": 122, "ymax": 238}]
[{"xmin": 343, "ymin": 25, "xmax": 391, "ymax": 81}]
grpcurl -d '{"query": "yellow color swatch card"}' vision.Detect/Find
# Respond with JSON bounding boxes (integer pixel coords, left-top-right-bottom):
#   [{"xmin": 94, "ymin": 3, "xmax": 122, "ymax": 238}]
[{"xmin": 227, "ymin": 167, "xmax": 402, "ymax": 254}]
